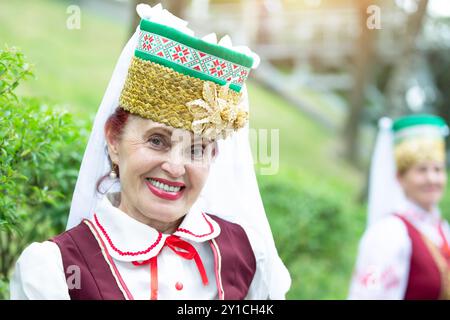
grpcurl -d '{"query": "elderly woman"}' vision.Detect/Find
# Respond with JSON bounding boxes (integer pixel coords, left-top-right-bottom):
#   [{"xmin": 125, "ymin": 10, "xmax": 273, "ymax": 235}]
[
  {"xmin": 10, "ymin": 4, "xmax": 290, "ymax": 300},
  {"xmin": 349, "ymin": 114, "xmax": 450, "ymax": 300}
]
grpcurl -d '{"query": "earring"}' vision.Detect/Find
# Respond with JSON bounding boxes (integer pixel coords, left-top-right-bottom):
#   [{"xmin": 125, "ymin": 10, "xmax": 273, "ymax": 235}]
[{"xmin": 109, "ymin": 164, "xmax": 118, "ymax": 179}]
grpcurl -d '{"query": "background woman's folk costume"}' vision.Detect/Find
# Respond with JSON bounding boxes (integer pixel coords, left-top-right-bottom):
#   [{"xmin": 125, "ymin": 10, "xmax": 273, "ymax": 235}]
[
  {"xmin": 349, "ymin": 114, "xmax": 450, "ymax": 299},
  {"xmin": 10, "ymin": 4, "xmax": 291, "ymax": 300}
]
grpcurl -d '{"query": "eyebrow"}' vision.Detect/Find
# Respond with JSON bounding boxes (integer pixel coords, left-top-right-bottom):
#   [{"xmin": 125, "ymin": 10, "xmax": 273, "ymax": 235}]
[
  {"xmin": 142, "ymin": 125, "xmax": 212, "ymax": 145},
  {"xmin": 143, "ymin": 126, "xmax": 174, "ymax": 137}
]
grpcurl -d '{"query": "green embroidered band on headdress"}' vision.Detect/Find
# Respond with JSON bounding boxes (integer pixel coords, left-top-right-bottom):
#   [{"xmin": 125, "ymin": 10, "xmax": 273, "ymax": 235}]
[{"xmin": 119, "ymin": 19, "xmax": 255, "ymax": 140}]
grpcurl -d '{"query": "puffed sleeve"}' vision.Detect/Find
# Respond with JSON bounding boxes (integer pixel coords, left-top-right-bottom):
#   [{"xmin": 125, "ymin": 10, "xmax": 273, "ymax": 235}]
[
  {"xmin": 348, "ymin": 216, "xmax": 411, "ymax": 300},
  {"xmin": 10, "ymin": 241, "xmax": 70, "ymax": 300}
]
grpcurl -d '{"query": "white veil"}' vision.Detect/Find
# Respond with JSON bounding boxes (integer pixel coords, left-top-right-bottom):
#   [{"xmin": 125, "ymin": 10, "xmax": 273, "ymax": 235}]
[
  {"xmin": 367, "ymin": 117, "xmax": 407, "ymax": 226},
  {"xmin": 66, "ymin": 4, "xmax": 290, "ymax": 299},
  {"xmin": 66, "ymin": 26, "xmax": 137, "ymax": 230}
]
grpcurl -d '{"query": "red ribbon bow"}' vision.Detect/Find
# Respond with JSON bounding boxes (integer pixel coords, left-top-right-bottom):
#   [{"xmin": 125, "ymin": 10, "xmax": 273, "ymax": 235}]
[{"xmin": 132, "ymin": 235, "xmax": 209, "ymax": 300}]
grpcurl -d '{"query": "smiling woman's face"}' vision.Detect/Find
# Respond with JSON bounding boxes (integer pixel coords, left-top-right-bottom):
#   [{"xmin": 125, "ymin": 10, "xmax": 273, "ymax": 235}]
[
  {"xmin": 106, "ymin": 115, "xmax": 216, "ymax": 233},
  {"xmin": 398, "ymin": 160, "xmax": 447, "ymax": 212}
]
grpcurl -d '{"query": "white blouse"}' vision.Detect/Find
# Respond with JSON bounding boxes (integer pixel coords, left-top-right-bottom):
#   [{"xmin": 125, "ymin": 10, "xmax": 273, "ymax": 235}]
[
  {"xmin": 348, "ymin": 200, "xmax": 450, "ymax": 300},
  {"xmin": 10, "ymin": 193, "xmax": 272, "ymax": 300}
]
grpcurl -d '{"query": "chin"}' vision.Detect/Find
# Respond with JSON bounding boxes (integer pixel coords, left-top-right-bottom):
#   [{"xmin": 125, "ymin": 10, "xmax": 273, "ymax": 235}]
[
  {"xmin": 419, "ymin": 199, "xmax": 438, "ymax": 210},
  {"xmin": 430, "ymin": 197, "xmax": 442, "ymax": 206},
  {"xmin": 148, "ymin": 203, "xmax": 186, "ymax": 222}
]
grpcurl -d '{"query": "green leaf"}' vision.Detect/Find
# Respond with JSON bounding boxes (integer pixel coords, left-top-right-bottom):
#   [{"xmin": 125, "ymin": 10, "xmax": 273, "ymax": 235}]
[{"xmin": 20, "ymin": 149, "xmax": 31, "ymax": 157}]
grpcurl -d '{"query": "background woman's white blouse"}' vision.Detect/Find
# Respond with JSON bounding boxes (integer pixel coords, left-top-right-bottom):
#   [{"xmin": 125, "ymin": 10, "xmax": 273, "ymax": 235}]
[{"xmin": 348, "ymin": 200, "xmax": 450, "ymax": 300}]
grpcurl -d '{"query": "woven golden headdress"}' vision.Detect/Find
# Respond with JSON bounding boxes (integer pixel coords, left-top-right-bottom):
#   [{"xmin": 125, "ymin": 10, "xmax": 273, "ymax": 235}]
[
  {"xmin": 119, "ymin": 19, "xmax": 256, "ymax": 140},
  {"xmin": 393, "ymin": 114, "xmax": 449, "ymax": 173}
]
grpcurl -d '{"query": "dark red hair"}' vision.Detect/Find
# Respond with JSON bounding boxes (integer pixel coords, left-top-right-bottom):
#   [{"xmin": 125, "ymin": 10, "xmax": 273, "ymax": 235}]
[
  {"xmin": 96, "ymin": 107, "xmax": 130, "ymax": 193},
  {"xmin": 104, "ymin": 107, "xmax": 130, "ymax": 142}
]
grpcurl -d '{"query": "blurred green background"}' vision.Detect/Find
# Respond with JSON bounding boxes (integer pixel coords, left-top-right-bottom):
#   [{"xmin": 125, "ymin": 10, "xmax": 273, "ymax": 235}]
[{"xmin": 1, "ymin": 0, "xmax": 449, "ymax": 299}]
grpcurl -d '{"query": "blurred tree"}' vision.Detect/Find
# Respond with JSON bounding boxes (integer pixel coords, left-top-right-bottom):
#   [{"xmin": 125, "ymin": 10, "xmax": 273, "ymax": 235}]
[
  {"xmin": 431, "ymin": 50, "xmax": 450, "ymax": 124},
  {"xmin": 385, "ymin": 0, "xmax": 430, "ymax": 116},
  {"xmin": 344, "ymin": 0, "xmax": 376, "ymax": 166},
  {"xmin": 347, "ymin": 0, "xmax": 431, "ymax": 166}
]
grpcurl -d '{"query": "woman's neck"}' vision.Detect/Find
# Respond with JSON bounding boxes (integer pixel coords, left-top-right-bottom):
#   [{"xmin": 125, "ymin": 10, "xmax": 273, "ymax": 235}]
[
  {"xmin": 114, "ymin": 194, "xmax": 182, "ymax": 234},
  {"xmin": 406, "ymin": 197, "xmax": 436, "ymax": 215}
]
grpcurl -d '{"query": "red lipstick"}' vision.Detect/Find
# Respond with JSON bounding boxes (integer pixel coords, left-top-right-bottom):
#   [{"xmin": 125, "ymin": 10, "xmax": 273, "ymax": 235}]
[
  {"xmin": 145, "ymin": 178, "xmax": 185, "ymax": 201},
  {"xmin": 149, "ymin": 177, "xmax": 185, "ymax": 187}
]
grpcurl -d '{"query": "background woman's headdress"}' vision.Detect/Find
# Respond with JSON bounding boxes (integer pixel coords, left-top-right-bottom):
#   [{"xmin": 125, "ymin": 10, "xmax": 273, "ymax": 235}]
[
  {"xmin": 392, "ymin": 114, "xmax": 448, "ymax": 174},
  {"xmin": 368, "ymin": 114, "xmax": 448, "ymax": 226}
]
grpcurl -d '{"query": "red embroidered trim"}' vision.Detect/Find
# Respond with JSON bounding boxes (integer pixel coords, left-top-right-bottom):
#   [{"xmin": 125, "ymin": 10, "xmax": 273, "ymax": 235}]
[
  {"xmin": 94, "ymin": 214, "xmax": 163, "ymax": 256},
  {"xmin": 176, "ymin": 213, "xmax": 215, "ymax": 237},
  {"xmin": 210, "ymin": 240, "xmax": 224, "ymax": 300}
]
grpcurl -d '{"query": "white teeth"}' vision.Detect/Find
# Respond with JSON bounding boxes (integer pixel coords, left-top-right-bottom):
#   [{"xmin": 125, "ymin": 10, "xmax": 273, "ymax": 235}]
[{"xmin": 147, "ymin": 178, "xmax": 181, "ymax": 193}]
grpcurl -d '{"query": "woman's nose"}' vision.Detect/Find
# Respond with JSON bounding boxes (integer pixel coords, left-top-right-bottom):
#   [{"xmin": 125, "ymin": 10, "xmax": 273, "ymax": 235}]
[
  {"xmin": 161, "ymin": 161, "xmax": 186, "ymax": 177},
  {"xmin": 161, "ymin": 146, "xmax": 187, "ymax": 177},
  {"xmin": 425, "ymin": 169, "xmax": 440, "ymax": 184}
]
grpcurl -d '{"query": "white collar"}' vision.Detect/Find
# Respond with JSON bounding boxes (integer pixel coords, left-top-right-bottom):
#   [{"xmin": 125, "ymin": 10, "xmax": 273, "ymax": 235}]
[
  {"xmin": 402, "ymin": 198, "xmax": 441, "ymax": 226},
  {"xmin": 89, "ymin": 193, "xmax": 221, "ymax": 262}
]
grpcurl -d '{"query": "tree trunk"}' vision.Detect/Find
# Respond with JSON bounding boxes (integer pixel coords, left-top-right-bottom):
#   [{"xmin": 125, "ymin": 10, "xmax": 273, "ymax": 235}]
[
  {"xmin": 385, "ymin": 0, "xmax": 429, "ymax": 116},
  {"xmin": 344, "ymin": 0, "xmax": 375, "ymax": 166}
]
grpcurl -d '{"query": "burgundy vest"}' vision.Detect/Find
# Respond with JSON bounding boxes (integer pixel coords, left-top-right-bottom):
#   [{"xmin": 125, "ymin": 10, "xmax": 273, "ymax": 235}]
[
  {"xmin": 51, "ymin": 214, "xmax": 256, "ymax": 300},
  {"xmin": 396, "ymin": 215, "xmax": 449, "ymax": 300}
]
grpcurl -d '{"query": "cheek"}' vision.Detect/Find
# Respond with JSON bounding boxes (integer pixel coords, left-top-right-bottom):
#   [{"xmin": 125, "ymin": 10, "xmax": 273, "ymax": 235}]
[
  {"xmin": 119, "ymin": 145, "xmax": 163, "ymax": 177},
  {"xmin": 186, "ymin": 165, "xmax": 210, "ymax": 190},
  {"xmin": 437, "ymin": 173, "xmax": 447, "ymax": 187},
  {"xmin": 403, "ymin": 175, "xmax": 424, "ymax": 194}
]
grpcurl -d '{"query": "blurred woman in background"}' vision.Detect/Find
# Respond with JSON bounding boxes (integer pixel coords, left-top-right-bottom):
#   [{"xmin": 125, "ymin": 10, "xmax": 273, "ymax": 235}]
[{"xmin": 349, "ymin": 114, "xmax": 450, "ymax": 300}]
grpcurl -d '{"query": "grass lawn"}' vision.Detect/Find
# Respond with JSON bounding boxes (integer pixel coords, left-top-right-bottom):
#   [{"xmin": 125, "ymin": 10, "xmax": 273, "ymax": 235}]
[
  {"xmin": 1, "ymin": 0, "xmax": 368, "ymax": 299},
  {"xmin": 0, "ymin": 0, "xmax": 128, "ymax": 117}
]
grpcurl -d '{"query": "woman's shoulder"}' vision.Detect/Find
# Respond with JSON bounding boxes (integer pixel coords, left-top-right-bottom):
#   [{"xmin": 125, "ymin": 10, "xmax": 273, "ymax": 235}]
[
  {"xmin": 15, "ymin": 226, "xmax": 87, "ymax": 273},
  {"xmin": 359, "ymin": 215, "xmax": 411, "ymax": 253},
  {"xmin": 366, "ymin": 214, "xmax": 408, "ymax": 235},
  {"xmin": 10, "ymin": 241, "xmax": 69, "ymax": 299},
  {"xmin": 15, "ymin": 241, "xmax": 62, "ymax": 268},
  {"xmin": 205, "ymin": 213, "xmax": 242, "ymax": 229},
  {"xmin": 206, "ymin": 213, "xmax": 265, "ymax": 258}
]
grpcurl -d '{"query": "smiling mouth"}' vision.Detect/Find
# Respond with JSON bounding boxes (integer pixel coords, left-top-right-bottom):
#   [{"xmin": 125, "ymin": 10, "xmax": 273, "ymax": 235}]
[
  {"xmin": 424, "ymin": 188, "xmax": 440, "ymax": 193},
  {"xmin": 145, "ymin": 178, "xmax": 185, "ymax": 192},
  {"xmin": 144, "ymin": 177, "xmax": 186, "ymax": 201}
]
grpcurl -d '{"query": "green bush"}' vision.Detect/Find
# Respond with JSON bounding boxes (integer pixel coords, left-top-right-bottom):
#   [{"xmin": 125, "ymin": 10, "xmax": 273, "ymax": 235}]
[
  {"xmin": 0, "ymin": 46, "xmax": 88, "ymax": 299},
  {"xmin": 258, "ymin": 167, "xmax": 365, "ymax": 299},
  {"xmin": 259, "ymin": 169, "xmax": 350, "ymax": 262}
]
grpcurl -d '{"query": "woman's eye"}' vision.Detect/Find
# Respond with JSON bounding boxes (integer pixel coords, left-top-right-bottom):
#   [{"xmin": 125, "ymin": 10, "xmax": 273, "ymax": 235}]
[
  {"xmin": 191, "ymin": 145, "xmax": 205, "ymax": 159},
  {"xmin": 149, "ymin": 135, "xmax": 166, "ymax": 148},
  {"xmin": 417, "ymin": 166, "xmax": 427, "ymax": 173}
]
